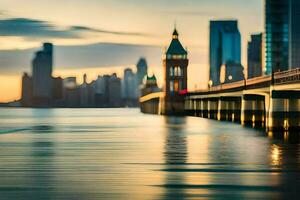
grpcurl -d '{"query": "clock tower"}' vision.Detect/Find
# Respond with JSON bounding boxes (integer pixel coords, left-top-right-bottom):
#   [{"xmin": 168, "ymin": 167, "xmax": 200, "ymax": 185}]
[{"xmin": 163, "ymin": 28, "xmax": 189, "ymax": 115}]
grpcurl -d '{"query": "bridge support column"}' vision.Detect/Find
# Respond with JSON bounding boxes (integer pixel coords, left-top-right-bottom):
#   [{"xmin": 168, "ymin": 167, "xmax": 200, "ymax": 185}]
[
  {"xmin": 191, "ymin": 99, "xmax": 196, "ymax": 116},
  {"xmin": 241, "ymin": 95, "xmax": 265, "ymax": 128},
  {"xmin": 268, "ymin": 91, "xmax": 300, "ymax": 132},
  {"xmin": 208, "ymin": 98, "xmax": 218, "ymax": 120},
  {"xmin": 218, "ymin": 98, "xmax": 229, "ymax": 121},
  {"xmin": 195, "ymin": 99, "xmax": 202, "ymax": 117},
  {"xmin": 203, "ymin": 99, "xmax": 208, "ymax": 118},
  {"xmin": 218, "ymin": 97, "xmax": 241, "ymax": 122}
]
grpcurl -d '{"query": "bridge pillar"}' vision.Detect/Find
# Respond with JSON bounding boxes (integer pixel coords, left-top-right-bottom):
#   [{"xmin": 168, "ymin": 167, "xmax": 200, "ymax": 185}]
[
  {"xmin": 184, "ymin": 98, "xmax": 194, "ymax": 116},
  {"xmin": 208, "ymin": 98, "xmax": 219, "ymax": 120},
  {"xmin": 268, "ymin": 91, "xmax": 300, "ymax": 132},
  {"xmin": 195, "ymin": 99, "xmax": 202, "ymax": 117},
  {"xmin": 218, "ymin": 97, "xmax": 241, "ymax": 122},
  {"xmin": 241, "ymin": 95, "xmax": 265, "ymax": 127},
  {"xmin": 202, "ymin": 99, "xmax": 209, "ymax": 118},
  {"xmin": 191, "ymin": 99, "xmax": 196, "ymax": 116}
]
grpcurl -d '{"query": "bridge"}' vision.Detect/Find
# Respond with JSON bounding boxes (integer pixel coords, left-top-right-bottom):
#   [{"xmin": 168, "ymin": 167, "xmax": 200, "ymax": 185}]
[{"xmin": 140, "ymin": 68, "xmax": 300, "ymax": 132}]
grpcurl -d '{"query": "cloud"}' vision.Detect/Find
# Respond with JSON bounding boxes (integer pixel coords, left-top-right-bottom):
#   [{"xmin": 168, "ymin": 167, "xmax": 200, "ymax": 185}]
[
  {"xmin": 70, "ymin": 26, "xmax": 152, "ymax": 37},
  {"xmin": 0, "ymin": 17, "xmax": 152, "ymax": 39},
  {"xmin": 0, "ymin": 42, "xmax": 162, "ymax": 74}
]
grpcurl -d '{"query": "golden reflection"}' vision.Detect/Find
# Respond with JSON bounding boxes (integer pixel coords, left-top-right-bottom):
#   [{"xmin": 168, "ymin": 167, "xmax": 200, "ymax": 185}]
[
  {"xmin": 283, "ymin": 119, "xmax": 289, "ymax": 131},
  {"xmin": 268, "ymin": 131, "xmax": 273, "ymax": 138},
  {"xmin": 252, "ymin": 115, "xmax": 256, "ymax": 127},
  {"xmin": 270, "ymin": 144, "xmax": 282, "ymax": 166},
  {"xmin": 284, "ymin": 132, "xmax": 289, "ymax": 142}
]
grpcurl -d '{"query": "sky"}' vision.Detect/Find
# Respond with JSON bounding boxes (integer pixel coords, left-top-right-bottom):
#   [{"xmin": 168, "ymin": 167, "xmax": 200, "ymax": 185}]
[{"xmin": 0, "ymin": 0, "xmax": 263, "ymax": 102}]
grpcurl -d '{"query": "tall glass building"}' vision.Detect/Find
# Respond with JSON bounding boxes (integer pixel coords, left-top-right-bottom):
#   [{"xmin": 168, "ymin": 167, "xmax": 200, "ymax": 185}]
[
  {"xmin": 248, "ymin": 33, "xmax": 263, "ymax": 79},
  {"xmin": 265, "ymin": 0, "xmax": 300, "ymax": 74},
  {"xmin": 209, "ymin": 20, "xmax": 241, "ymax": 86},
  {"xmin": 32, "ymin": 43, "xmax": 53, "ymax": 100}
]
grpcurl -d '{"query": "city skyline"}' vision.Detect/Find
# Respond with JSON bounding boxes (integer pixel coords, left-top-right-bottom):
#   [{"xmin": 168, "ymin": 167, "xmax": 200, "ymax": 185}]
[{"xmin": 0, "ymin": 0, "xmax": 263, "ymax": 102}]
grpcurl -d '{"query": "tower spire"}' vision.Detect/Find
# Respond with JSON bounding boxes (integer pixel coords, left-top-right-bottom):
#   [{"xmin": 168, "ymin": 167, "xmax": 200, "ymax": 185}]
[{"xmin": 172, "ymin": 22, "xmax": 179, "ymax": 39}]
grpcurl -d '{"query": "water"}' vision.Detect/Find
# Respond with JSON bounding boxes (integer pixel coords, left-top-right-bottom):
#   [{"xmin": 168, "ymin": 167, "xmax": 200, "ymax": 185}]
[{"xmin": 0, "ymin": 108, "xmax": 299, "ymax": 200}]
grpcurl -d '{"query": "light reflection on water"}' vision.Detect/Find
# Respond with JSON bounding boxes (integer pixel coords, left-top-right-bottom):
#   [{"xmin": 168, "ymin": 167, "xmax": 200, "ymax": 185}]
[{"xmin": 0, "ymin": 108, "xmax": 299, "ymax": 200}]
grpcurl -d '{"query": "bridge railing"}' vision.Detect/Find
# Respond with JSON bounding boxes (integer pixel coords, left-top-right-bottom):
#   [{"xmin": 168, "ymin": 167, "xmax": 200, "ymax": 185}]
[
  {"xmin": 187, "ymin": 68, "xmax": 300, "ymax": 95},
  {"xmin": 274, "ymin": 68, "xmax": 300, "ymax": 84},
  {"xmin": 246, "ymin": 75, "xmax": 271, "ymax": 86}
]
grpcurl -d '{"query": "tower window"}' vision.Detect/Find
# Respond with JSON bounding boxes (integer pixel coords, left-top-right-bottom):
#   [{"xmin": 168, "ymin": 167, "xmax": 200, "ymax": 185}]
[
  {"xmin": 170, "ymin": 80, "xmax": 174, "ymax": 92},
  {"xmin": 174, "ymin": 66, "xmax": 182, "ymax": 76},
  {"xmin": 170, "ymin": 67, "xmax": 174, "ymax": 76}
]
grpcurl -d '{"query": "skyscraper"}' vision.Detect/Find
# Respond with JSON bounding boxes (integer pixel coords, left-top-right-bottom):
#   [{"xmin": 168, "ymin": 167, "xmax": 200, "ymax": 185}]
[
  {"xmin": 209, "ymin": 20, "xmax": 241, "ymax": 86},
  {"xmin": 32, "ymin": 43, "xmax": 53, "ymax": 105},
  {"xmin": 21, "ymin": 72, "xmax": 33, "ymax": 107},
  {"xmin": 136, "ymin": 58, "xmax": 148, "ymax": 86},
  {"xmin": 108, "ymin": 73, "xmax": 122, "ymax": 107},
  {"xmin": 123, "ymin": 68, "xmax": 138, "ymax": 104},
  {"xmin": 52, "ymin": 76, "xmax": 63, "ymax": 105},
  {"xmin": 248, "ymin": 33, "xmax": 263, "ymax": 79},
  {"xmin": 265, "ymin": 0, "xmax": 300, "ymax": 74},
  {"xmin": 79, "ymin": 74, "xmax": 89, "ymax": 107}
]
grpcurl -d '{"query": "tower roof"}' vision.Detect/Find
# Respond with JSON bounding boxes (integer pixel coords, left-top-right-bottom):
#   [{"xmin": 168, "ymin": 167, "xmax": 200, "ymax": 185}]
[
  {"xmin": 166, "ymin": 28, "xmax": 187, "ymax": 55},
  {"xmin": 173, "ymin": 28, "xmax": 178, "ymax": 36},
  {"xmin": 147, "ymin": 74, "xmax": 157, "ymax": 81}
]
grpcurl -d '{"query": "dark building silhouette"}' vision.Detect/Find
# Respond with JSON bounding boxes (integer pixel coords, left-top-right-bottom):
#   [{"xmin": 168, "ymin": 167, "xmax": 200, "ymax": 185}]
[
  {"xmin": 108, "ymin": 73, "xmax": 122, "ymax": 107},
  {"xmin": 21, "ymin": 72, "xmax": 33, "ymax": 107},
  {"xmin": 92, "ymin": 75, "xmax": 106, "ymax": 107},
  {"xmin": 164, "ymin": 28, "xmax": 188, "ymax": 115},
  {"xmin": 122, "ymin": 68, "xmax": 138, "ymax": 106},
  {"xmin": 32, "ymin": 43, "xmax": 53, "ymax": 106},
  {"xmin": 52, "ymin": 77, "xmax": 63, "ymax": 106},
  {"xmin": 63, "ymin": 77, "xmax": 79, "ymax": 107},
  {"xmin": 87, "ymin": 80, "xmax": 96, "ymax": 107},
  {"xmin": 248, "ymin": 33, "xmax": 263, "ymax": 79},
  {"xmin": 209, "ymin": 20, "xmax": 241, "ymax": 86},
  {"xmin": 136, "ymin": 58, "xmax": 148, "ymax": 86},
  {"xmin": 102, "ymin": 75, "xmax": 111, "ymax": 107},
  {"xmin": 265, "ymin": 0, "xmax": 300, "ymax": 74},
  {"xmin": 79, "ymin": 74, "xmax": 89, "ymax": 107}
]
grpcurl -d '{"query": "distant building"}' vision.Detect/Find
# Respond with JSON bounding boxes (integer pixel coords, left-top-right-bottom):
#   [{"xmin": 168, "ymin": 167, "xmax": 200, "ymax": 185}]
[
  {"xmin": 102, "ymin": 75, "xmax": 111, "ymax": 107},
  {"xmin": 93, "ymin": 76, "xmax": 107, "ymax": 107},
  {"xmin": 136, "ymin": 58, "xmax": 148, "ymax": 86},
  {"xmin": 209, "ymin": 20, "xmax": 241, "ymax": 86},
  {"xmin": 247, "ymin": 33, "xmax": 263, "ymax": 79},
  {"xmin": 32, "ymin": 43, "xmax": 53, "ymax": 106},
  {"xmin": 220, "ymin": 62, "xmax": 244, "ymax": 84},
  {"xmin": 79, "ymin": 74, "xmax": 89, "ymax": 107},
  {"xmin": 52, "ymin": 77, "xmax": 63, "ymax": 106},
  {"xmin": 122, "ymin": 68, "xmax": 138, "ymax": 106},
  {"xmin": 164, "ymin": 28, "xmax": 188, "ymax": 115},
  {"xmin": 21, "ymin": 72, "xmax": 33, "ymax": 107},
  {"xmin": 108, "ymin": 73, "xmax": 122, "ymax": 107},
  {"xmin": 63, "ymin": 77, "xmax": 79, "ymax": 107}
]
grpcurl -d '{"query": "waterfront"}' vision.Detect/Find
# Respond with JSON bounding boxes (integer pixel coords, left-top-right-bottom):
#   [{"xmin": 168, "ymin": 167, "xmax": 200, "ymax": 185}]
[{"xmin": 0, "ymin": 108, "xmax": 299, "ymax": 199}]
